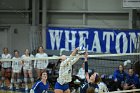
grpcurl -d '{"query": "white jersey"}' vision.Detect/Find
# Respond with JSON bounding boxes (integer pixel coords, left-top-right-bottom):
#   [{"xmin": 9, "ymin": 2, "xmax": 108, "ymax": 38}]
[
  {"xmin": 21, "ymin": 54, "xmax": 34, "ymax": 70},
  {"xmin": 57, "ymin": 55, "xmax": 80, "ymax": 85},
  {"xmin": 12, "ymin": 57, "xmax": 22, "ymax": 73},
  {"xmin": 34, "ymin": 53, "xmax": 48, "ymax": 69},
  {"xmin": 1, "ymin": 53, "xmax": 12, "ymax": 68},
  {"xmin": 76, "ymin": 68, "xmax": 85, "ymax": 79},
  {"xmin": 98, "ymin": 82, "xmax": 108, "ymax": 93}
]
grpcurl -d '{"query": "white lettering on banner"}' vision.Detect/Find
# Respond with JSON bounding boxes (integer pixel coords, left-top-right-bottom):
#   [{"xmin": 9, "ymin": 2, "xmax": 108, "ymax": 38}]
[
  {"xmin": 103, "ymin": 32, "xmax": 114, "ymax": 53},
  {"xmin": 91, "ymin": 31, "xmax": 101, "ymax": 53},
  {"xmin": 137, "ymin": 33, "xmax": 140, "ymax": 50},
  {"xmin": 65, "ymin": 30, "xmax": 77, "ymax": 50},
  {"xmin": 129, "ymin": 33, "xmax": 137, "ymax": 53},
  {"xmin": 116, "ymin": 32, "xmax": 128, "ymax": 53},
  {"xmin": 49, "ymin": 30, "xmax": 63, "ymax": 50},
  {"xmin": 78, "ymin": 31, "xmax": 89, "ymax": 48},
  {"xmin": 48, "ymin": 29, "xmax": 140, "ymax": 53}
]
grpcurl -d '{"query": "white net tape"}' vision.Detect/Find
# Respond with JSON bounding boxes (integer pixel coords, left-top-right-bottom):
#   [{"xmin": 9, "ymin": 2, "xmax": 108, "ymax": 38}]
[
  {"xmin": 0, "ymin": 52, "xmax": 140, "ymax": 61},
  {"xmin": 108, "ymin": 89, "xmax": 140, "ymax": 93}
]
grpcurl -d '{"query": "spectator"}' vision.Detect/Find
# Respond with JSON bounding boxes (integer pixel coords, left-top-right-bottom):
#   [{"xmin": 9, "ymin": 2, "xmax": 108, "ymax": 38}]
[
  {"xmin": 123, "ymin": 68, "xmax": 140, "ymax": 90},
  {"xmin": 34, "ymin": 46, "xmax": 48, "ymax": 81},
  {"xmin": 75, "ymin": 62, "xmax": 92, "ymax": 85},
  {"xmin": 21, "ymin": 49, "xmax": 34, "ymax": 91},
  {"xmin": 76, "ymin": 63, "xmax": 86, "ymax": 80},
  {"xmin": 0, "ymin": 48, "xmax": 12, "ymax": 88},
  {"xmin": 112, "ymin": 64, "xmax": 127, "ymax": 90}
]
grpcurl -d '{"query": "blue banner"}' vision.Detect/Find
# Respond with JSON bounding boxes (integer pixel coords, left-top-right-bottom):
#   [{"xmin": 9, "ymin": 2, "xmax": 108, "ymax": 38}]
[{"xmin": 46, "ymin": 27, "xmax": 140, "ymax": 53}]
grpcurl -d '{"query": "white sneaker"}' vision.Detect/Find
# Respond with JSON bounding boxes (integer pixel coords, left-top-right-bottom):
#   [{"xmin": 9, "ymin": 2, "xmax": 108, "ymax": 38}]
[
  {"xmin": 25, "ymin": 85, "xmax": 28, "ymax": 91},
  {"xmin": 0, "ymin": 83, "xmax": 4, "ymax": 88},
  {"xmin": 30, "ymin": 89, "xmax": 34, "ymax": 93},
  {"xmin": 16, "ymin": 86, "xmax": 19, "ymax": 90},
  {"xmin": 117, "ymin": 88, "xmax": 121, "ymax": 91},
  {"xmin": 9, "ymin": 84, "xmax": 13, "ymax": 90}
]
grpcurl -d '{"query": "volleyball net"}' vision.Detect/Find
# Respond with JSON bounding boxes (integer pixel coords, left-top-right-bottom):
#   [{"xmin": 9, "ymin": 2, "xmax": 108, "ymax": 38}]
[
  {"xmin": 0, "ymin": 52, "xmax": 140, "ymax": 93},
  {"xmin": 0, "ymin": 52, "xmax": 140, "ymax": 75}
]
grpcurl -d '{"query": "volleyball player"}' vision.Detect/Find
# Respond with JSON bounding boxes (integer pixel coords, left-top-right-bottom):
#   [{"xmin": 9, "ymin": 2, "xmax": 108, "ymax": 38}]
[
  {"xmin": 0, "ymin": 48, "xmax": 12, "ymax": 88},
  {"xmin": 34, "ymin": 46, "xmax": 48, "ymax": 81},
  {"xmin": 21, "ymin": 49, "xmax": 34, "ymax": 91},
  {"xmin": 54, "ymin": 47, "xmax": 80, "ymax": 93},
  {"xmin": 80, "ymin": 52, "xmax": 99, "ymax": 93},
  {"xmin": 10, "ymin": 50, "xmax": 22, "ymax": 90},
  {"xmin": 30, "ymin": 70, "xmax": 49, "ymax": 93},
  {"xmin": 80, "ymin": 52, "xmax": 108, "ymax": 93}
]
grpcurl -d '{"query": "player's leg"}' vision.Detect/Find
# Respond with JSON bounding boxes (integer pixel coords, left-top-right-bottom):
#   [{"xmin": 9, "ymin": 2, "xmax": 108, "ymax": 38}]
[
  {"xmin": 36, "ymin": 68, "xmax": 41, "ymax": 80},
  {"xmin": 1, "ymin": 68, "xmax": 5, "ymax": 87},
  {"xmin": 64, "ymin": 89, "xmax": 70, "ymax": 93},
  {"xmin": 24, "ymin": 69, "xmax": 28, "ymax": 90},
  {"xmin": 28, "ymin": 69, "xmax": 34, "ymax": 85},
  {"xmin": 16, "ymin": 72, "xmax": 21, "ymax": 90},
  {"xmin": 54, "ymin": 89, "xmax": 64, "ymax": 93},
  {"xmin": 9, "ymin": 71, "xmax": 15, "ymax": 89}
]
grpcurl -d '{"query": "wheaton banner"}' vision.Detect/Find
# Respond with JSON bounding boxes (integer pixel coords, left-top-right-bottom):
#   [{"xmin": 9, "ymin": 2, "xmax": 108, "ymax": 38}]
[{"xmin": 46, "ymin": 27, "xmax": 140, "ymax": 53}]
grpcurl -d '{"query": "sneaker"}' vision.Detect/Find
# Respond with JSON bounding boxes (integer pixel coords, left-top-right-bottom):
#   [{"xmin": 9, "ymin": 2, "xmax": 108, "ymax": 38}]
[
  {"xmin": 9, "ymin": 84, "xmax": 13, "ymax": 90},
  {"xmin": 30, "ymin": 89, "xmax": 34, "ymax": 93},
  {"xmin": 117, "ymin": 88, "xmax": 121, "ymax": 91},
  {"xmin": 16, "ymin": 86, "xmax": 19, "ymax": 90},
  {"xmin": 0, "ymin": 83, "xmax": 4, "ymax": 88},
  {"xmin": 25, "ymin": 85, "xmax": 28, "ymax": 91}
]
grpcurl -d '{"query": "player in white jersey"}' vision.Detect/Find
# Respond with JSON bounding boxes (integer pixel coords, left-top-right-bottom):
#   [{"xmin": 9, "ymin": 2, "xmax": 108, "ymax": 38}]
[
  {"xmin": 54, "ymin": 47, "xmax": 80, "ymax": 93},
  {"xmin": 21, "ymin": 49, "xmax": 34, "ymax": 91},
  {"xmin": 34, "ymin": 46, "xmax": 48, "ymax": 80},
  {"xmin": 97, "ymin": 81, "xmax": 108, "ymax": 93},
  {"xmin": 0, "ymin": 48, "xmax": 12, "ymax": 88},
  {"xmin": 10, "ymin": 50, "xmax": 22, "ymax": 90}
]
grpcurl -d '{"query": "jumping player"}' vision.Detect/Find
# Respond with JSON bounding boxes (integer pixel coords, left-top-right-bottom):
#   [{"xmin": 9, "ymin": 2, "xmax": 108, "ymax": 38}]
[{"xmin": 54, "ymin": 47, "xmax": 80, "ymax": 93}]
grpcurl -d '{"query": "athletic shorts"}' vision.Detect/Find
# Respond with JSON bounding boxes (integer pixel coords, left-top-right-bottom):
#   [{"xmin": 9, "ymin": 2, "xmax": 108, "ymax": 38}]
[
  {"xmin": 54, "ymin": 82, "xmax": 69, "ymax": 91},
  {"xmin": 23, "ymin": 66, "xmax": 32, "ymax": 70},
  {"xmin": 12, "ymin": 67, "xmax": 22, "ymax": 73},
  {"xmin": 2, "ymin": 67, "xmax": 11, "ymax": 70}
]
